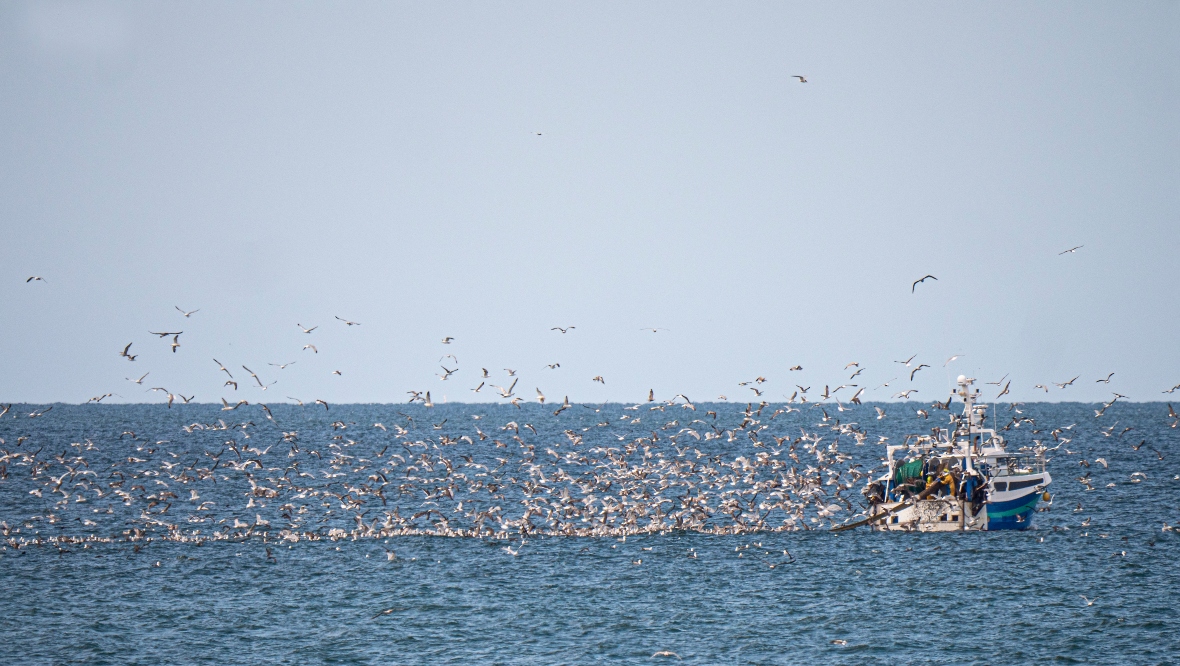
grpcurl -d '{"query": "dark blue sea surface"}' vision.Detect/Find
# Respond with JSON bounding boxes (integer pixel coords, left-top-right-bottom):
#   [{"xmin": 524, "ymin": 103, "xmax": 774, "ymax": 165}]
[{"xmin": 0, "ymin": 401, "xmax": 1176, "ymax": 664}]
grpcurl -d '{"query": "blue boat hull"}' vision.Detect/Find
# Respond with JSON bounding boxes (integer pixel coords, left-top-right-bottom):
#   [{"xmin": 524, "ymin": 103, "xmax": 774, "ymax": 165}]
[{"xmin": 985, "ymin": 491, "xmax": 1041, "ymax": 530}]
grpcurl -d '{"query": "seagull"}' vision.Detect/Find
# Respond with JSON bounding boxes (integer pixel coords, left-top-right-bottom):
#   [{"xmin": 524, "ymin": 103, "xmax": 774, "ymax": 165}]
[
  {"xmin": 175, "ymin": 306, "xmax": 199, "ymax": 317},
  {"xmin": 302, "ymin": 345, "xmax": 318, "ymax": 354},
  {"xmin": 332, "ymin": 370, "xmax": 342, "ymax": 376},
  {"xmin": 536, "ymin": 388, "xmax": 545, "ymax": 404},
  {"xmin": 119, "ymin": 343, "xmax": 137, "ymax": 361},
  {"xmin": 944, "ymin": 354, "xmax": 964, "ymax": 367},
  {"xmin": 26, "ymin": 276, "xmax": 47, "ymax": 283},
  {"xmin": 213, "ymin": 359, "xmax": 233, "ymax": 378},
  {"xmin": 314, "ymin": 399, "xmax": 329, "ymax": 411},
  {"xmin": 149, "ymin": 331, "xmax": 182, "ymax": 338},
  {"xmin": 242, "ymin": 366, "xmax": 267, "ymax": 388},
  {"xmin": 269, "ymin": 362, "xmax": 296, "ymax": 370},
  {"xmin": 652, "ymin": 651, "xmax": 681, "ymax": 658},
  {"xmin": 1054, "ymin": 376, "xmax": 1079, "ymax": 389},
  {"xmin": 1034, "ymin": 384, "xmax": 1049, "ymax": 392},
  {"xmin": 335, "ymin": 316, "xmax": 360, "ymax": 326},
  {"xmin": 126, "ymin": 372, "xmax": 149, "ymax": 385},
  {"xmin": 895, "ymin": 354, "xmax": 917, "ymax": 366},
  {"xmin": 1096, "ymin": 373, "xmax": 1115, "ymax": 383},
  {"xmin": 1079, "ymin": 595, "xmax": 1097, "ymax": 606},
  {"xmin": 1162, "ymin": 383, "xmax": 1180, "ymax": 394},
  {"xmin": 791, "ymin": 75, "xmax": 808, "ymax": 83},
  {"xmin": 220, "ymin": 398, "xmax": 248, "ymax": 411},
  {"xmin": 551, "ymin": 327, "xmax": 575, "ymax": 333},
  {"xmin": 170, "ymin": 335, "xmax": 181, "ymax": 353},
  {"xmin": 592, "ymin": 376, "xmax": 605, "ymax": 384},
  {"xmin": 545, "ymin": 363, "xmax": 561, "ymax": 370},
  {"xmin": 875, "ymin": 407, "xmax": 886, "ymax": 420},
  {"xmin": 911, "ymin": 275, "xmax": 937, "ymax": 293},
  {"xmin": 640, "ymin": 328, "xmax": 668, "ymax": 333},
  {"xmin": 1059, "ymin": 245, "xmax": 1083, "ymax": 255},
  {"xmin": 910, "ymin": 364, "xmax": 930, "ymax": 381},
  {"xmin": 893, "ymin": 390, "xmax": 917, "ymax": 399},
  {"xmin": 441, "ymin": 337, "xmax": 454, "ymax": 344},
  {"xmin": 789, "ymin": 365, "xmax": 802, "ymax": 371},
  {"xmin": 297, "ymin": 324, "xmax": 318, "ymax": 334}
]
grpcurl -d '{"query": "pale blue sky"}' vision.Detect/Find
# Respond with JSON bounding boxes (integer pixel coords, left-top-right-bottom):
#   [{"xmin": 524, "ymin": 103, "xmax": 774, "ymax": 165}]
[{"xmin": 1, "ymin": 1, "xmax": 1177, "ymax": 405}]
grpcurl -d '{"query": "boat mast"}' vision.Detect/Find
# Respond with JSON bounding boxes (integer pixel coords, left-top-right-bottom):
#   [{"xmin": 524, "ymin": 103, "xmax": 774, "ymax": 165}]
[{"xmin": 956, "ymin": 375, "xmax": 976, "ymax": 474}]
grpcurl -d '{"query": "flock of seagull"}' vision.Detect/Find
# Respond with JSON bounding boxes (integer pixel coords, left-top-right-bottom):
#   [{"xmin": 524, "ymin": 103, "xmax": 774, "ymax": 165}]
[{"xmin": 2, "ymin": 273, "xmax": 1177, "ymax": 579}]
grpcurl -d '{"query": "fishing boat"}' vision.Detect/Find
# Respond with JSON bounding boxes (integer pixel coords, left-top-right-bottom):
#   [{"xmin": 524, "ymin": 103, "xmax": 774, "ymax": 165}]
[{"xmin": 853, "ymin": 375, "xmax": 1051, "ymax": 532}]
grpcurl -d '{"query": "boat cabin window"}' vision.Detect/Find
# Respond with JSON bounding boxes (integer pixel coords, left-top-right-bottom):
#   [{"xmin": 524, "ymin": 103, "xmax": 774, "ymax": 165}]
[
  {"xmin": 1006, "ymin": 478, "xmax": 1043, "ymax": 491},
  {"xmin": 993, "ymin": 481, "xmax": 1007, "ymax": 491}
]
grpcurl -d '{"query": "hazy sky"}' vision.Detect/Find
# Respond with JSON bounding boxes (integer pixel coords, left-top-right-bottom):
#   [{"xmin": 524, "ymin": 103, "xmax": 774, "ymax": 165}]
[{"xmin": 1, "ymin": 1, "xmax": 1177, "ymax": 406}]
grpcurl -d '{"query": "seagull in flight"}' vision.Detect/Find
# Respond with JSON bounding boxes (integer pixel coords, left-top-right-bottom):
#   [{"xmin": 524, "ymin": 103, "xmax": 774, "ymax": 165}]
[
  {"xmin": 1059, "ymin": 245, "xmax": 1083, "ymax": 255},
  {"xmin": 297, "ymin": 324, "xmax": 318, "ymax": 334},
  {"xmin": 791, "ymin": 75, "xmax": 808, "ymax": 83},
  {"xmin": 911, "ymin": 275, "xmax": 937, "ymax": 292},
  {"xmin": 268, "ymin": 362, "xmax": 296, "ymax": 370},
  {"xmin": 640, "ymin": 327, "xmax": 668, "ymax": 333},
  {"xmin": 895, "ymin": 354, "xmax": 917, "ymax": 366},
  {"xmin": 335, "ymin": 316, "xmax": 360, "ymax": 326},
  {"xmin": 944, "ymin": 354, "xmax": 964, "ymax": 367},
  {"xmin": 550, "ymin": 326, "xmax": 575, "ymax": 334},
  {"xmin": 1096, "ymin": 373, "xmax": 1114, "ymax": 384},
  {"xmin": 910, "ymin": 364, "xmax": 930, "ymax": 381},
  {"xmin": 213, "ymin": 359, "xmax": 233, "ymax": 378},
  {"xmin": 26, "ymin": 276, "xmax": 47, "ymax": 283},
  {"xmin": 1079, "ymin": 595, "xmax": 1097, "ymax": 606},
  {"xmin": 175, "ymin": 306, "xmax": 199, "ymax": 317}
]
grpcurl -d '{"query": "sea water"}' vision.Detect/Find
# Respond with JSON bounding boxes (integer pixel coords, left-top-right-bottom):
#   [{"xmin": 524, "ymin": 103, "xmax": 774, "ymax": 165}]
[{"xmin": 0, "ymin": 402, "xmax": 1176, "ymax": 664}]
